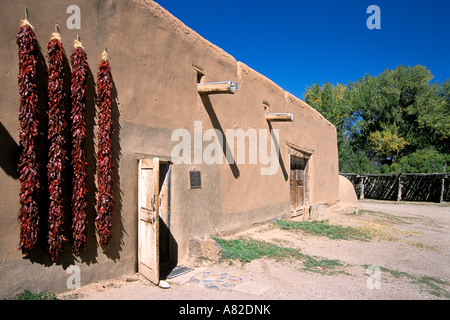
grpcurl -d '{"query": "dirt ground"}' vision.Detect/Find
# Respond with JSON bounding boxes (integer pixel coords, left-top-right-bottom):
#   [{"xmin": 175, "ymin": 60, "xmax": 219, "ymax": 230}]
[{"xmin": 59, "ymin": 200, "xmax": 450, "ymax": 300}]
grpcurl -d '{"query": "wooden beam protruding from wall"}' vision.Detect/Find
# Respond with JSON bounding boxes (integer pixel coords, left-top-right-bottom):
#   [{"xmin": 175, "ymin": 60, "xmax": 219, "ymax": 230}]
[
  {"xmin": 265, "ymin": 113, "xmax": 294, "ymax": 122},
  {"xmin": 197, "ymin": 81, "xmax": 238, "ymax": 94}
]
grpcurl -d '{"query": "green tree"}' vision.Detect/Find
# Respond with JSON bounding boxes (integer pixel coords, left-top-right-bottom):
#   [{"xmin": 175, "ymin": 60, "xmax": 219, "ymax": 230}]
[
  {"xmin": 304, "ymin": 81, "xmax": 354, "ymax": 145},
  {"xmin": 397, "ymin": 148, "xmax": 449, "ymax": 173},
  {"xmin": 368, "ymin": 122, "xmax": 409, "ymax": 163},
  {"xmin": 412, "ymin": 80, "xmax": 450, "ymax": 153},
  {"xmin": 349, "ymin": 65, "xmax": 439, "ymax": 154},
  {"xmin": 304, "ymin": 65, "xmax": 449, "ymax": 173},
  {"xmin": 338, "ymin": 140, "xmax": 380, "ymax": 173},
  {"xmin": 304, "ymin": 81, "xmax": 361, "ymax": 172}
]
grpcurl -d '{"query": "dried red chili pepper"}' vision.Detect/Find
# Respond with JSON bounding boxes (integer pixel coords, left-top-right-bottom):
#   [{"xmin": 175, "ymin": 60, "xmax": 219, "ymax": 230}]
[
  {"xmin": 47, "ymin": 31, "xmax": 66, "ymax": 261},
  {"xmin": 70, "ymin": 39, "xmax": 88, "ymax": 254},
  {"xmin": 96, "ymin": 50, "xmax": 114, "ymax": 248},
  {"xmin": 17, "ymin": 19, "xmax": 40, "ymax": 255}
]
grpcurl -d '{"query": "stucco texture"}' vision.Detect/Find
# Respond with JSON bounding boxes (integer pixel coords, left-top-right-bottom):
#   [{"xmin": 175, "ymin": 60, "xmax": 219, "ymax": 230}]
[{"xmin": 0, "ymin": 0, "xmax": 339, "ymax": 297}]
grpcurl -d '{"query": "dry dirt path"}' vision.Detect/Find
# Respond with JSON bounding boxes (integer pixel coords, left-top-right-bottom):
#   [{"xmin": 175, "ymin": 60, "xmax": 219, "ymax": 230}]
[{"xmin": 60, "ymin": 200, "xmax": 450, "ymax": 300}]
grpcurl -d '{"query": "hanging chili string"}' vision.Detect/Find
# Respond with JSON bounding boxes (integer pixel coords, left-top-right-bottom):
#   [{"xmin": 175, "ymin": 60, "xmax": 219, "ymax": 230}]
[
  {"xmin": 47, "ymin": 30, "xmax": 66, "ymax": 261},
  {"xmin": 96, "ymin": 50, "xmax": 114, "ymax": 248},
  {"xmin": 17, "ymin": 19, "xmax": 40, "ymax": 255},
  {"xmin": 70, "ymin": 38, "xmax": 88, "ymax": 254}
]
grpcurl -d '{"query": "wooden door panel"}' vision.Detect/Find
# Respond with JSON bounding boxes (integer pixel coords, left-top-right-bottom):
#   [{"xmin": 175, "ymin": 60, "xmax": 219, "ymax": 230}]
[
  {"xmin": 138, "ymin": 158, "xmax": 160, "ymax": 284},
  {"xmin": 290, "ymin": 167, "xmax": 305, "ymax": 211}
]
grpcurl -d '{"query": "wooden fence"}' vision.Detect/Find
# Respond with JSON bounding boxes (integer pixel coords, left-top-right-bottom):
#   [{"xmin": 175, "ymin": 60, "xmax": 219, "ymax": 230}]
[{"xmin": 340, "ymin": 173, "xmax": 449, "ymax": 203}]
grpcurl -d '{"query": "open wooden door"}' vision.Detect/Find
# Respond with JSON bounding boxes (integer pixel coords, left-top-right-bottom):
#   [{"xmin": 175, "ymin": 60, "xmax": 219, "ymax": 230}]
[{"xmin": 138, "ymin": 158, "xmax": 160, "ymax": 284}]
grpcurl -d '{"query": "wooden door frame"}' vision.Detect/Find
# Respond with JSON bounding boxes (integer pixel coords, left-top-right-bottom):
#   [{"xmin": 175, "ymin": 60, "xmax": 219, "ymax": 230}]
[{"xmin": 287, "ymin": 142, "xmax": 313, "ymax": 218}]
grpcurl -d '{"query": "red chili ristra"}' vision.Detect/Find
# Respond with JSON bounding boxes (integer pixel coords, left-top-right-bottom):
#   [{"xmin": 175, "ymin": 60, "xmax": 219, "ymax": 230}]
[
  {"xmin": 70, "ymin": 40, "xmax": 88, "ymax": 254},
  {"xmin": 96, "ymin": 51, "xmax": 114, "ymax": 248},
  {"xmin": 47, "ymin": 32, "xmax": 66, "ymax": 261},
  {"xmin": 16, "ymin": 19, "xmax": 40, "ymax": 255}
]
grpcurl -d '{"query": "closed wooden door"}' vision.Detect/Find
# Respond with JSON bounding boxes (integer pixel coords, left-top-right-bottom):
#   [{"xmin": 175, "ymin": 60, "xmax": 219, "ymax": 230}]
[
  {"xmin": 295, "ymin": 169, "xmax": 305, "ymax": 206},
  {"xmin": 290, "ymin": 157, "xmax": 306, "ymax": 212},
  {"xmin": 138, "ymin": 158, "xmax": 160, "ymax": 284},
  {"xmin": 290, "ymin": 169, "xmax": 304, "ymax": 211}
]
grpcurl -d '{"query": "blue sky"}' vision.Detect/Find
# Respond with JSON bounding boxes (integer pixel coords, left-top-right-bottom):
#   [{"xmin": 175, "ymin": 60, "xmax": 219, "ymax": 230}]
[{"xmin": 155, "ymin": 0, "xmax": 450, "ymax": 99}]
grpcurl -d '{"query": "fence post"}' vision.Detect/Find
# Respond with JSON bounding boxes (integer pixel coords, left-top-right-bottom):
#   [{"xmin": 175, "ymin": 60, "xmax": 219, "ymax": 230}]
[
  {"xmin": 359, "ymin": 175, "xmax": 365, "ymax": 200},
  {"xmin": 397, "ymin": 174, "xmax": 402, "ymax": 202},
  {"xmin": 440, "ymin": 175, "xmax": 446, "ymax": 203}
]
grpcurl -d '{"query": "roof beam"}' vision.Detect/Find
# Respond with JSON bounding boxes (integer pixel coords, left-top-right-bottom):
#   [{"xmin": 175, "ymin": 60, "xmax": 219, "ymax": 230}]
[
  {"xmin": 197, "ymin": 81, "xmax": 238, "ymax": 95},
  {"xmin": 265, "ymin": 113, "xmax": 294, "ymax": 122}
]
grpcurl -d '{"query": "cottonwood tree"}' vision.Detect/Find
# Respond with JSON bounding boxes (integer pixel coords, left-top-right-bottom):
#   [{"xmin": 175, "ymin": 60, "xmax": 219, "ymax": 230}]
[{"xmin": 304, "ymin": 65, "xmax": 449, "ymax": 173}]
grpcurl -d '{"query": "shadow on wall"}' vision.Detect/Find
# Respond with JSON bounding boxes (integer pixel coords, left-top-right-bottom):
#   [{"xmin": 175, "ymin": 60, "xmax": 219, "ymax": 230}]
[
  {"xmin": 267, "ymin": 122, "xmax": 288, "ymax": 181},
  {"xmin": 12, "ymin": 38, "xmax": 123, "ymax": 267},
  {"xmin": 0, "ymin": 122, "xmax": 20, "ymax": 179},
  {"xmin": 200, "ymin": 95, "xmax": 240, "ymax": 179},
  {"xmin": 199, "ymin": 95, "xmax": 289, "ymax": 181}
]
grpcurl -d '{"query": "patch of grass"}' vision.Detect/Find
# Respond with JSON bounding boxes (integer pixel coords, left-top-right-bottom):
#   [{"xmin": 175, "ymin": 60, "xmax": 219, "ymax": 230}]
[
  {"xmin": 375, "ymin": 265, "xmax": 410, "ymax": 279},
  {"xmin": 214, "ymin": 237, "xmax": 302, "ymax": 263},
  {"xmin": 343, "ymin": 209, "xmax": 423, "ymax": 241},
  {"xmin": 214, "ymin": 237, "xmax": 347, "ymax": 275},
  {"xmin": 364, "ymin": 265, "xmax": 450, "ymax": 298},
  {"xmin": 408, "ymin": 242, "xmax": 440, "ymax": 252},
  {"xmin": 59, "ymin": 293, "xmax": 82, "ymax": 300},
  {"xmin": 357, "ymin": 222, "xmax": 402, "ymax": 241},
  {"xmin": 413, "ymin": 276, "xmax": 450, "ymax": 298},
  {"xmin": 275, "ymin": 220, "xmax": 372, "ymax": 241},
  {"xmin": 357, "ymin": 220, "xmax": 421, "ymax": 240},
  {"xmin": 301, "ymin": 255, "xmax": 346, "ymax": 274},
  {"xmin": 8, "ymin": 290, "xmax": 58, "ymax": 300}
]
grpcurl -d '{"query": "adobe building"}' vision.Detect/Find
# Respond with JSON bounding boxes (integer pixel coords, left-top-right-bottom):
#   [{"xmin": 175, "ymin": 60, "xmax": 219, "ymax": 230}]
[{"xmin": 0, "ymin": 0, "xmax": 339, "ymax": 297}]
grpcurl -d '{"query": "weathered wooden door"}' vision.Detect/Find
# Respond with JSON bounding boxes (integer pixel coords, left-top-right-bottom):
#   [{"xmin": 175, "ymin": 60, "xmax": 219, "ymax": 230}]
[
  {"xmin": 138, "ymin": 158, "xmax": 160, "ymax": 284},
  {"xmin": 290, "ymin": 157, "xmax": 307, "ymax": 212},
  {"xmin": 290, "ymin": 169, "xmax": 304, "ymax": 210},
  {"xmin": 290, "ymin": 169, "xmax": 305, "ymax": 211}
]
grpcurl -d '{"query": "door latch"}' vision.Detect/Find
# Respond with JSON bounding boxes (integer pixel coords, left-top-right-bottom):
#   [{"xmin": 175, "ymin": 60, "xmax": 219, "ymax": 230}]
[{"xmin": 151, "ymin": 193, "xmax": 156, "ymax": 211}]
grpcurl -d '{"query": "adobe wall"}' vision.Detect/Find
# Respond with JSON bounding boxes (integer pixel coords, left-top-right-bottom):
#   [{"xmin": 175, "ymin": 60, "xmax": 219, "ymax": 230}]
[{"xmin": 0, "ymin": 0, "xmax": 338, "ymax": 297}]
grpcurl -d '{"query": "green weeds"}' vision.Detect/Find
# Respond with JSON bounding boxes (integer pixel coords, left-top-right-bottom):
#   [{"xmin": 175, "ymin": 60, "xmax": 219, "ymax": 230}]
[
  {"xmin": 214, "ymin": 237, "xmax": 346, "ymax": 274},
  {"xmin": 364, "ymin": 265, "xmax": 450, "ymax": 298},
  {"xmin": 8, "ymin": 290, "xmax": 58, "ymax": 300},
  {"xmin": 214, "ymin": 237, "xmax": 302, "ymax": 263},
  {"xmin": 275, "ymin": 220, "xmax": 372, "ymax": 241}
]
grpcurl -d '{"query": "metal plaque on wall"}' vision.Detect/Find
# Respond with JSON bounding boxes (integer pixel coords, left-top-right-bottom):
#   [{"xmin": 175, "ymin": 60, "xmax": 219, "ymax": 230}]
[{"xmin": 189, "ymin": 170, "xmax": 201, "ymax": 189}]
